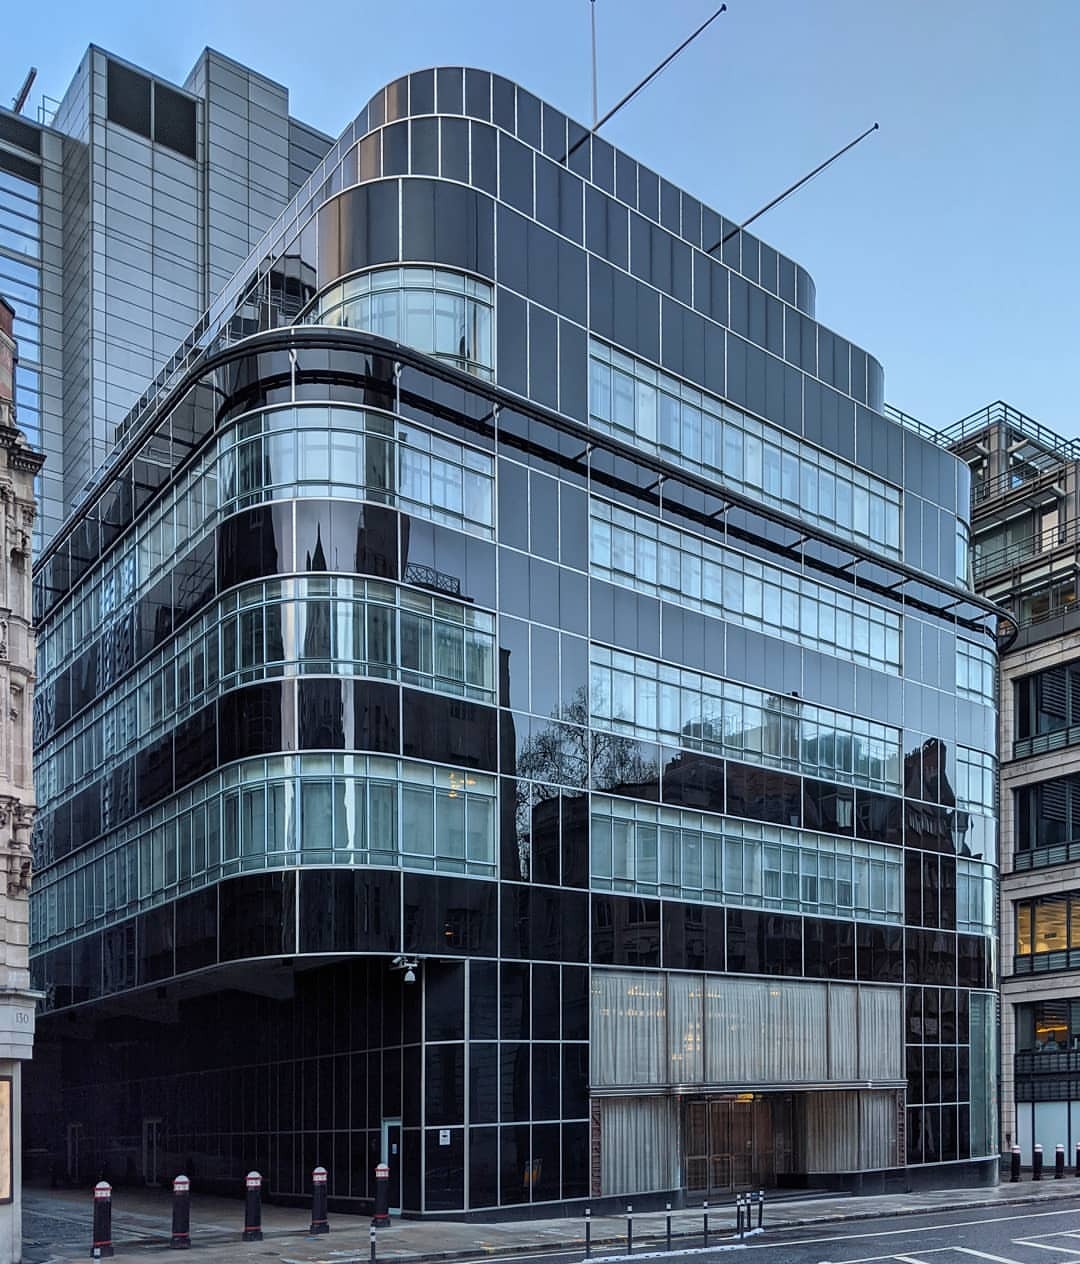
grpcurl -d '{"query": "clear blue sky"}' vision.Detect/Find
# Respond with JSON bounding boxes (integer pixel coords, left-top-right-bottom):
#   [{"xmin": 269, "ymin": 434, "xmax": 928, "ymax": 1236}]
[{"xmin": 3, "ymin": 0, "xmax": 1076, "ymax": 434}]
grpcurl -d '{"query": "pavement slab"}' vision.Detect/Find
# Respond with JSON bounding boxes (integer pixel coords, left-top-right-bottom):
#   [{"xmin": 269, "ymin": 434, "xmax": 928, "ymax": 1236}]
[{"xmin": 23, "ymin": 1176, "xmax": 1080, "ymax": 1264}]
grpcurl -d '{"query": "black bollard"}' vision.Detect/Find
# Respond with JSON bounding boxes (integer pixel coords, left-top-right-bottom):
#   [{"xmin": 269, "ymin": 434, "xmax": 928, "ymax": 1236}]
[
  {"xmin": 626, "ymin": 1204, "xmax": 633, "ymax": 1254},
  {"xmin": 1056, "ymin": 1145, "xmax": 1065, "ymax": 1179},
  {"xmin": 91, "ymin": 1181, "xmax": 114, "ymax": 1259},
  {"xmin": 585, "ymin": 1207, "xmax": 591, "ymax": 1259},
  {"xmin": 757, "ymin": 1189, "xmax": 765, "ymax": 1229},
  {"xmin": 310, "ymin": 1166, "xmax": 330, "ymax": 1234},
  {"xmin": 1034, "ymin": 1144, "xmax": 1044, "ymax": 1181},
  {"xmin": 372, "ymin": 1162, "xmax": 391, "ymax": 1228},
  {"xmin": 170, "ymin": 1174, "xmax": 191, "ymax": 1250},
  {"xmin": 703, "ymin": 1199, "xmax": 709, "ymax": 1247},
  {"xmin": 666, "ymin": 1202, "xmax": 672, "ymax": 1253},
  {"xmin": 242, "ymin": 1171, "xmax": 263, "ymax": 1242},
  {"xmin": 369, "ymin": 1223, "xmax": 377, "ymax": 1263},
  {"xmin": 1011, "ymin": 1145, "xmax": 1021, "ymax": 1183},
  {"xmin": 1075, "ymin": 1142, "xmax": 1080, "ymax": 1177}
]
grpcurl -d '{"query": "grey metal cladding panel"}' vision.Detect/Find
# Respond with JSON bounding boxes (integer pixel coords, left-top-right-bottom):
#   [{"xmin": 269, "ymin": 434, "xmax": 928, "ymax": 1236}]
[
  {"xmin": 151, "ymin": 147, "xmax": 200, "ymax": 185},
  {"xmin": 152, "ymin": 170, "xmax": 201, "ymax": 208},
  {"xmin": 102, "ymin": 122, "xmax": 155, "ymax": 163},
  {"xmin": 208, "ymin": 123, "xmax": 251, "ymax": 161},
  {"xmin": 106, "ymin": 208, "xmax": 153, "ymax": 246},
  {"xmin": 248, "ymin": 103, "xmax": 289, "ymax": 143},
  {"xmin": 153, "ymin": 209, "xmax": 200, "ymax": 243},
  {"xmin": 207, "ymin": 171, "xmax": 251, "ymax": 206},
  {"xmin": 206, "ymin": 57, "xmax": 251, "ymax": 97},
  {"xmin": 151, "ymin": 195, "xmax": 198, "ymax": 229},
  {"xmin": 247, "ymin": 147, "xmax": 290, "ymax": 183},
  {"xmin": 248, "ymin": 77, "xmax": 287, "ymax": 113}
]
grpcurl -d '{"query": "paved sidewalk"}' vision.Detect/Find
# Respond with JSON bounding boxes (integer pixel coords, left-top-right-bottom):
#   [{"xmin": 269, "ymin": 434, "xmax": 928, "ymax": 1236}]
[{"xmin": 23, "ymin": 1175, "xmax": 1080, "ymax": 1264}]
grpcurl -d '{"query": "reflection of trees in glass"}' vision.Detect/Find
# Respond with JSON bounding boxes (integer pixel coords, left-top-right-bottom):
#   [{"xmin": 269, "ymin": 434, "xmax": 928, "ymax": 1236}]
[{"xmin": 508, "ymin": 687, "xmax": 659, "ymax": 881}]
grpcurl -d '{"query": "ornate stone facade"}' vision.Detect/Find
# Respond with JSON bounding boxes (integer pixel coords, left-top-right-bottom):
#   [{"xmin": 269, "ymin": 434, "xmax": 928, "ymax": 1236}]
[{"xmin": 0, "ymin": 298, "xmax": 44, "ymax": 1264}]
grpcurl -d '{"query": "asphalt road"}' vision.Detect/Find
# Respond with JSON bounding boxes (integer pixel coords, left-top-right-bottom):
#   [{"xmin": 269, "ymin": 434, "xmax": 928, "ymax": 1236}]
[
  {"xmin": 724, "ymin": 1199, "xmax": 1080, "ymax": 1264},
  {"xmin": 436, "ymin": 1200, "xmax": 1080, "ymax": 1264},
  {"xmin": 638, "ymin": 1200, "xmax": 1080, "ymax": 1264}
]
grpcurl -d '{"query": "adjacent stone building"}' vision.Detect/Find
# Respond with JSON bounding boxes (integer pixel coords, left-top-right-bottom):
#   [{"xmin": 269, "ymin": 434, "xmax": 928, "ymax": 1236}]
[
  {"xmin": 943, "ymin": 403, "xmax": 1080, "ymax": 1161},
  {"xmin": 0, "ymin": 297, "xmax": 44, "ymax": 1263}
]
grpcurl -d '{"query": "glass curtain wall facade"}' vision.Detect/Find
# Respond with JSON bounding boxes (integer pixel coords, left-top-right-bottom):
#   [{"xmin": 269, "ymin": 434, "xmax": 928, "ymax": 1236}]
[{"xmin": 27, "ymin": 67, "xmax": 1000, "ymax": 1212}]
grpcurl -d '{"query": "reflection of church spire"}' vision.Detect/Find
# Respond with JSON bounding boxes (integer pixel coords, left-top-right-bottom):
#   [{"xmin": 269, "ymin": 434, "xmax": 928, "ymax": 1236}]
[
  {"xmin": 303, "ymin": 521, "xmax": 331, "ymax": 669},
  {"xmin": 305, "ymin": 522, "xmax": 327, "ymax": 572}
]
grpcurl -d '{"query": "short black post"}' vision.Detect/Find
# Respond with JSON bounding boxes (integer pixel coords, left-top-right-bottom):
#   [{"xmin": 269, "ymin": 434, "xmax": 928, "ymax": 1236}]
[
  {"xmin": 1075, "ymin": 1142, "xmax": 1080, "ymax": 1177},
  {"xmin": 242, "ymin": 1171, "xmax": 263, "ymax": 1242},
  {"xmin": 585, "ymin": 1207, "xmax": 591, "ymax": 1259},
  {"xmin": 703, "ymin": 1199, "xmax": 709, "ymax": 1247},
  {"xmin": 91, "ymin": 1181, "xmax": 114, "ymax": 1259},
  {"xmin": 1034, "ymin": 1144, "xmax": 1044, "ymax": 1181},
  {"xmin": 372, "ymin": 1162, "xmax": 391, "ymax": 1228},
  {"xmin": 310, "ymin": 1165, "xmax": 330, "ymax": 1234},
  {"xmin": 665, "ymin": 1202, "xmax": 672, "ymax": 1253},
  {"xmin": 369, "ymin": 1223, "xmax": 377, "ymax": 1263},
  {"xmin": 736, "ymin": 1193, "xmax": 744, "ymax": 1239},
  {"xmin": 757, "ymin": 1189, "xmax": 764, "ymax": 1229},
  {"xmin": 170, "ymin": 1174, "xmax": 191, "ymax": 1250},
  {"xmin": 1056, "ymin": 1145, "xmax": 1066, "ymax": 1179},
  {"xmin": 1011, "ymin": 1145, "xmax": 1021, "ymax": 1182},
  {"xmin": 626, "ymin": 1204, "xmax": 632, "ymax": 1254}
]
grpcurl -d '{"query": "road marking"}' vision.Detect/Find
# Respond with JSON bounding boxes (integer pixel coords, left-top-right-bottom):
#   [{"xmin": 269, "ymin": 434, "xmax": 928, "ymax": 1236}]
[
  {"xmin": 1014, "ymin": 1243, "xmax": 1080, "ymax": 1257},
  {"xmin": 893, "ymin": 1255, "xmax": 941, "ymax": 1264},
  {"xmin": 733, "ymin": 1207, "xmax": 1080, "ymax": 1253},
  {"xmin": 951, "ymin": 1250, "xmax": 1028, "ymax": 1264}
]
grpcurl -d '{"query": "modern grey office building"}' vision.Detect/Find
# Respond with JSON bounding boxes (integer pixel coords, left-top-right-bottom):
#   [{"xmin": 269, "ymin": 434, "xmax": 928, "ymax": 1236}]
[
  {"xmin": 0, "ymin": 48, "xmax": 332, "ymax": 550},
  {"xmin": 21, "ymin": 51, "xmax": 1002, "ymax": 1213}
]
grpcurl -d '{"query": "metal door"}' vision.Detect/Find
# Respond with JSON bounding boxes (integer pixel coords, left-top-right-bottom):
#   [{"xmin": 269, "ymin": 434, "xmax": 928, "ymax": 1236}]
[
  {"xmin": 66, "ymin": 1123, "xmax": 82, "ymax": 1185},
  {"xmin": 142, "ymin": 1117, "xmax": 162, "ymax": 1186},
  {"xmin": 381, "ymin": 1117, "xmax": 402, "ymax": 1214},
  {"xmin": 683, "ymin": 1097, "xmax": 776, "ymax": 1197}
]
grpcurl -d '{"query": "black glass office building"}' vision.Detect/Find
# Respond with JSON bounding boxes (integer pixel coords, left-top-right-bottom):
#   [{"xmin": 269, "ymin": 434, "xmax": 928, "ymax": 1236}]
[{"xmin": 26, "ymin": 67, "xmax": 1001, "ymax": 1213}]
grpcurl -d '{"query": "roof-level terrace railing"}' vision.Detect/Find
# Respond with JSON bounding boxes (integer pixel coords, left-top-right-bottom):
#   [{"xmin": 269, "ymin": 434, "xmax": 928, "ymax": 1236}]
[
  {"xmin": 939, "ymin": 401, "xmax": 1080, "ymax": 463},
  {"xmin": 881, "ymin": 403, "xmax": 943, "ymax": 443}
]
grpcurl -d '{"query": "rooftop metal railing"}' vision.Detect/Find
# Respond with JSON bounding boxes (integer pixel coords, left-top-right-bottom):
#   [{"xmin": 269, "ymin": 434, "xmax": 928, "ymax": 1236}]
[
  {"xmin": 939, "ymin": 400, "xmax": 1080, "ymax": 462},
  {"xmin": 881, "ymin": 402, "xmax": 943, "ymax": 443}
]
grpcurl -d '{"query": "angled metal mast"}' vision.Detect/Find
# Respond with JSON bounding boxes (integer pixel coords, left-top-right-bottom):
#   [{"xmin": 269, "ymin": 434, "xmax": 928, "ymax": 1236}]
[
  {"xmin": 705, "ymin": 122, "xmax": 880, "ymax": 253},
  {"xmin": 565, "ymin": 4, "xmax": 727, "ymax": 164}
]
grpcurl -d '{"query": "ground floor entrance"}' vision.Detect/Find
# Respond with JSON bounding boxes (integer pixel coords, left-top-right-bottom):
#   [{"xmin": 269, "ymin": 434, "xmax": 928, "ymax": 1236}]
[{"xmin": 683, "ymin": 1095, "xmax": 795, "ymax": 1197}]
